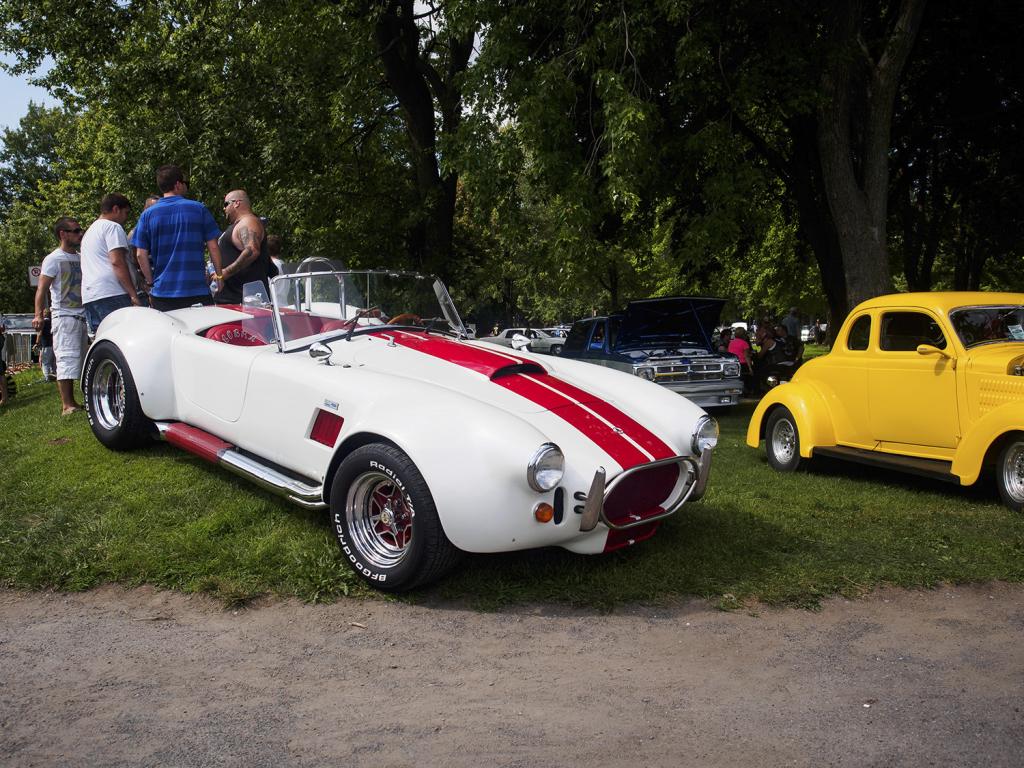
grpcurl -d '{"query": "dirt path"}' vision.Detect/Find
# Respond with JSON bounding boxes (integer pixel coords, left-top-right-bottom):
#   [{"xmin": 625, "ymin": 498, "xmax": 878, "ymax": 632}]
[{"xmin": 1, "ymin": 584, "xmax": 1022, "ymax": 768}]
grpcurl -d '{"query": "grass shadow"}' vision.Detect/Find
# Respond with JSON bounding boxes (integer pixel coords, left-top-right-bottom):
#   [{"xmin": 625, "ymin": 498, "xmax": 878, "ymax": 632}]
[
  {"xmin": 799, "ymin": 454, "xmax": 997, "ymax": 505},
  {"xmin": 423, "ymin": 503, "xmax": 808, "ymax": 612}
]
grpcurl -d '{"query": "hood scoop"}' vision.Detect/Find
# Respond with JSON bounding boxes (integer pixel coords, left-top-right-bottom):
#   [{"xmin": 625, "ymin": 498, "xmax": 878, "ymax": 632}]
[{"xmin": 490, "ymin": 362, "xmax": 547, "ymax": 380}]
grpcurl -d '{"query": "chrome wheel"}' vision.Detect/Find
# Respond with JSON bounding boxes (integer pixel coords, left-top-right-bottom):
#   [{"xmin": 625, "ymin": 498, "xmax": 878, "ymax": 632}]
[
  {"xmin": 90, "ymin": 359, "xmax": 125, "ymax": 431},
  {"xmin": 1000, "ymin": 442, "xmax": 1024, "ymax": 505},
  {"xmin": 345, "ymin": 471, "xmax": 415, "ymax": 569},
  {"xmin": 770, "ymin": 417, "xmax": 797, "ymax": 465}
]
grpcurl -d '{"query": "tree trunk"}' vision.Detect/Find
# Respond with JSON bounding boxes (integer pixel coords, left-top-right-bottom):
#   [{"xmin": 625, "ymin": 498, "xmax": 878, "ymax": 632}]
[
  {"xmin": 373, "ymin": 0, "xmax": 474, "ymax": 280},
  {"xmin": 787, "ymin": 117, "xmax": 849, "ymax": 338},
  {"xmin": 816, "ymin": 0, "xmax": 927, "ymax": 308}
]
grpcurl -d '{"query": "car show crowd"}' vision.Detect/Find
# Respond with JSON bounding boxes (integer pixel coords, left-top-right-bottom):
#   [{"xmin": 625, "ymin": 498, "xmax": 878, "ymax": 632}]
[
  {"xmin": 2, "ymin": 159, "xmax": 823, "ymax": 417},
  {"xmin": 1, "ymin": 164, "xmax": 281, "ymax": 415}
]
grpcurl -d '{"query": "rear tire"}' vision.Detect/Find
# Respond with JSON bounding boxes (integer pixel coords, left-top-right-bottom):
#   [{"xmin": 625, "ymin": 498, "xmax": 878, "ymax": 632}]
[
  {"xmin": 996, "ymin": 438, "xmax": 1024, "ymax": 512},
  {"xmin": 329, "ymin": 444, "xmax": 462, "ymax": 591},
  {"xmin": 765, "ymin": 407, "xmax": 801, "ymax": 472},
  {"xmin": 83, "ymin": 343, "xmax": 152, "ymax": 450}
]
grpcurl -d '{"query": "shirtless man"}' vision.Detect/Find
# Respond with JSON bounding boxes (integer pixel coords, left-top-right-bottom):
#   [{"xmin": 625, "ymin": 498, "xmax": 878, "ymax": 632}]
[{"xmin": 215, "ymin": 190, "xmax": 272, "ymax": 305}]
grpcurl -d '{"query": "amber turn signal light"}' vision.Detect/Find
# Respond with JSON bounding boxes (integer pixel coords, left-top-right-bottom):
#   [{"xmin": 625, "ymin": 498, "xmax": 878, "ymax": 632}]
[{"xmin": 533, "ymin": 502, "xmax": 554, "ymax": 523}]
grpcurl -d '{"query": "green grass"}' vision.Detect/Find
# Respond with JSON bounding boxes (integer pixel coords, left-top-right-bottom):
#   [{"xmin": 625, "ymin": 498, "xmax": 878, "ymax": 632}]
[{"xmin": 2, "ymin": 366, "xmax": 1023, "ymax": 609}]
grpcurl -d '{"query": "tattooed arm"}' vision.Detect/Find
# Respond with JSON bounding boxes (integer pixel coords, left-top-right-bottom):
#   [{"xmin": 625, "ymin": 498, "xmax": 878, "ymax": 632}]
[{"xmin": 223, "ymin": 215, "xmax": 265, "ymax": 278}]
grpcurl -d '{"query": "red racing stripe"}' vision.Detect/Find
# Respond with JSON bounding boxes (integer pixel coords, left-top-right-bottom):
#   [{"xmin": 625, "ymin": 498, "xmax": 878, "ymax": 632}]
[
  {"xmin": 493, "ymin": 374, "xmax": 650, "ymax": 469},
  {"xmin": 371, "ymin": 330, "xmax": 672, "ymax": 469},
  {"xmin": 532, "ymin": 375, "xmax": 675, "ymax": 460},
  {"xmin": 372, "ymin": 331, "xmax": 531, "ymax": 377}
]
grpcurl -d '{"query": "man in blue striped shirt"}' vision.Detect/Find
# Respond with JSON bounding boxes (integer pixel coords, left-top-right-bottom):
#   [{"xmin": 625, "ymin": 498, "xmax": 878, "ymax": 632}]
[{"xmin": 131, "ymin": 165, "xmax": 225, "ymax": 311}]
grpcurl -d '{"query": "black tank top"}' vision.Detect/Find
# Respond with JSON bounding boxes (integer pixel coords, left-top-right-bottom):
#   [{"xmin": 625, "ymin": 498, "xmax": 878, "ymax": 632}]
[{"xmin": 216, "ymin": 222, "xmax": 273, "ymax": 305}]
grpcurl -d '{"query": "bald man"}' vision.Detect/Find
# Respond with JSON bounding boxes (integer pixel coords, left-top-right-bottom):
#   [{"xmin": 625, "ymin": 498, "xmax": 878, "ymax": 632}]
[{"xmin": 215, "ymin": 189, "xmax": 273, "ymax": 305}]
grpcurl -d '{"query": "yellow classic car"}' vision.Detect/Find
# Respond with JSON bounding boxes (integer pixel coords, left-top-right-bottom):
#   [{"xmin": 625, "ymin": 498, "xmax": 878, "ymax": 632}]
[{"xmin": 747, "ymin": 292, "xmax": 1024, "ymax": 510}]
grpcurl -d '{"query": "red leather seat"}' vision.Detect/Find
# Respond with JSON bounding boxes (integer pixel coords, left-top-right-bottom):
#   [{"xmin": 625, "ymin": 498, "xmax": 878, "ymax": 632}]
[{"xmin": 204, "ymin": 322, "xmax": 271, "ymax": 346}]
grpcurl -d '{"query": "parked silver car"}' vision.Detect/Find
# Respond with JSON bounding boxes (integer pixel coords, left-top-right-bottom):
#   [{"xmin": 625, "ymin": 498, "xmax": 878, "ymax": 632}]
[{"xmin": 479, "ymin": 327, "xmax": 565, "ymax": 355}]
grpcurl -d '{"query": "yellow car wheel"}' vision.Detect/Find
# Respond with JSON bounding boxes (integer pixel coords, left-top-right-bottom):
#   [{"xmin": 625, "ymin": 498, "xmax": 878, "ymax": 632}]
[
  {"xmin": 996, "ymin": 439, "xmax": 1024, "ymax": 512},
  {"xmin": 765, "ymin": 407, "xmax": 801, "ymax": 472}
]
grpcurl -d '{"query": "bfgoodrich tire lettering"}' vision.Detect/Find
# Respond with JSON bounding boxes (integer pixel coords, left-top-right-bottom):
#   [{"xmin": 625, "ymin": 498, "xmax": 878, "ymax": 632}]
[
  {"xmin": 765, "ymin": 406, "xmax": 801, "ymax": 472},
  {"xmin": 83, "ymin": 343, "xmax": 152, "ymax": 450},
  {"xmin": 330, "ymin": 444, "xmax": 462, "ymax": 591}
]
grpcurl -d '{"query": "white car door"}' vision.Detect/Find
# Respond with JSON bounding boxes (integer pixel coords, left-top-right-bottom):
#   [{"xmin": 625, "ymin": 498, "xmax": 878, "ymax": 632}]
[{"xmin": 173, "ymin": 334, "xmax": 268, "ymax": 424}]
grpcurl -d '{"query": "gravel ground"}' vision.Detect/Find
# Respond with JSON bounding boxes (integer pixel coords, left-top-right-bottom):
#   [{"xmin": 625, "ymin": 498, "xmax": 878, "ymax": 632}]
[{"xmin": 1, "ymin": 583, "xmax": 1022, "ymax": 768}]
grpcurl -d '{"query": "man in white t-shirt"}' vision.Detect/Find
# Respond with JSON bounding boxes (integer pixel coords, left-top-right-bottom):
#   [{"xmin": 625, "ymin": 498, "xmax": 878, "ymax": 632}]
[
  {"xmin": 81, "ymin": 193, "xmax": 141, "ymax": 333},
  {"xmin": 33, "ymin": 217, "xmax": 87, "ymax": 415}
]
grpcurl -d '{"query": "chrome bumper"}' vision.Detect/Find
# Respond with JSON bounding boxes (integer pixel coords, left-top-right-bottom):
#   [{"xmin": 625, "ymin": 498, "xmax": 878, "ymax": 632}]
[{"xmin": 578, "ymin": 449, "xmax": 713, "ymax": 532}]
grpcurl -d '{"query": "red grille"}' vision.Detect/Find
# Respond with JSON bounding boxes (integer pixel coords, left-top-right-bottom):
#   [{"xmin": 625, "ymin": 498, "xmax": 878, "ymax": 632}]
[
  {"xmin": 310, "ymin": 409, "xmax": 344, "ymax": 446},
  {"xmin": 603, "ymin": 462, "xmax": 680, "ymax": 527}
]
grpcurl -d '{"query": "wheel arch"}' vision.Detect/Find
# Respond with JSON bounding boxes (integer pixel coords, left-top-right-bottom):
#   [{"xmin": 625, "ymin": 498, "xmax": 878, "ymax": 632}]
[
  {"xmin": 86, "ymin": 308, "xmax": 181, "ymax": 419},
  {"xmin": 317, "ymin": 390, "xmax": 562, "ymax": 553},
  {"xmin": 323, "ymin": 431, "xmax": 404, "ymax": 505},
  {"xmin": 746, "ymin": 382, "xmax": 836, "ymax": 458},
  {"xmin": 952, "ymin": 405, "xmax": 1024, "ymax": 485}
]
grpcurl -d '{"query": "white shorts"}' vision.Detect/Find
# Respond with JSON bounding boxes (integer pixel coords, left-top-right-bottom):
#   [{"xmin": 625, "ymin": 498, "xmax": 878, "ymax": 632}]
[{"xmin": 53, "ymin": 314, "xmax": 89, "ymax": 381}]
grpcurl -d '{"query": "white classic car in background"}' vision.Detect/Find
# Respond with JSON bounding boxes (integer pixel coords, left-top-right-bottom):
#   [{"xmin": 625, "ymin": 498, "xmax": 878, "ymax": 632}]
[
  {"xmin": 480, "ymin": 327, "xmax": 565, "ymax": 355},
  {"xmin": 83, "ymin": 270, "xmax": 717, "ymax": 590}
]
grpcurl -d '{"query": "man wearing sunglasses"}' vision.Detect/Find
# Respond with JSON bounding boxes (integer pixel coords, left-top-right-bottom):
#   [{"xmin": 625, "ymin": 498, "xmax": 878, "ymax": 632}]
[
  {"xmin": 130, "ymin": 164, "xmax": 224, "ymax": 311},
  {"xmin": 214, "ymin": 190, "xmax": 274, "ymax": 305},
  {"xmin": 33, "ymin": 218, "xmax": 88, "ymax": 415}
]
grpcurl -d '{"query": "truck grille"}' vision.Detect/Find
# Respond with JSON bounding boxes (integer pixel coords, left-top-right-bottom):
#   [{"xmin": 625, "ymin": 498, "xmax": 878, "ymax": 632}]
[{"xmin": 653, "ymin": 361, "xmax": 725, "ymax": 383}]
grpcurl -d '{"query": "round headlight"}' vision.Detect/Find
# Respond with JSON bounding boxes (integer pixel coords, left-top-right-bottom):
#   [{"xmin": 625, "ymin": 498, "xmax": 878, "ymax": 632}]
[
  {"xmin": 636, "ymin": 367, "xmax": 655, "ymax": 381},
  {"xmin": 691, "ymin": 416, "xmax": 719, "ymax": 455},
  {"xmin": 724, "ymin": 361, "xmax": 741, "ymax": 378},
  {"xmin": 766, "ymin": 374, "xmax": 780, "ymax": 388},
  {"xmin": 527, "ymin": 443, "xmax": 564, "ymax": 492}
]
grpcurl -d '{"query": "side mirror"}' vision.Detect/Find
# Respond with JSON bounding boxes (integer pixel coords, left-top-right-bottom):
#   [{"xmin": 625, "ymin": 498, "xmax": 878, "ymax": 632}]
[
  {"xmin": 916, "ymin": 344, "xmax": 956, "ymax": 369},
  {"xmin": 309, "ymin": 342, "xmax": 333, "ymax": 365},
  {"xmin": 511, "ymin": 333, "xmax": 531, "ymax": 351}
]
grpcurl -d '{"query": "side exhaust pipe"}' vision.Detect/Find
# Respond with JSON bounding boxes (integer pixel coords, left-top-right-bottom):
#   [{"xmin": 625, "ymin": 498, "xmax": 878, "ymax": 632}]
[{"xmin": 155, "ymin": 422, "xmax": 326, "ymax": 510}]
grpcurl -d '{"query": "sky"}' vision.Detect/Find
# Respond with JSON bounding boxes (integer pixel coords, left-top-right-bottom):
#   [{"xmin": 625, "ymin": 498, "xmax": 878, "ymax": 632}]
[{"xmin": 0, "ymin": 54, "xmax": 58, "ymax": 132}]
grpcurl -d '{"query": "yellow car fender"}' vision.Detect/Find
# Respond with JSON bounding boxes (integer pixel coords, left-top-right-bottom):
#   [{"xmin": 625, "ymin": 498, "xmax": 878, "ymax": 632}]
[
  {"xmin": 746, "ymin": 381, "xmax": 837, "ymax": 458},
  {"xmin": 951, "ymin": 403, "xmax": 1024, "ymax": 486}
]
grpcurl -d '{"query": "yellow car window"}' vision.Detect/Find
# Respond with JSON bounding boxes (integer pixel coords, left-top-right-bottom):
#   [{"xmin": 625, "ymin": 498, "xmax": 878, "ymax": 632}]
[
  {"xmin": 880, "ymin": 312, "xmax": 946, "ymax": 351},
  {"xmin": 847, "ymin": 315, "xmax": 871, "ymax": 350}
]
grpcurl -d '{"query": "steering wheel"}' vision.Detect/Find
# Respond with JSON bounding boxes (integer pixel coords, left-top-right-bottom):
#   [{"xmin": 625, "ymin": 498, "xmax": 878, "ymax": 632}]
[{"xmin": 388, "ymin": 312, "xmax": 421, "ymax": 326}]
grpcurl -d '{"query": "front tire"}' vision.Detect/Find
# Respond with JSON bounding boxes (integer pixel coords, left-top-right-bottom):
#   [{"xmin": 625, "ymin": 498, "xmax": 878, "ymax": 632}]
[
  {"xmin": 83, "ymin": 343, "xmax": 152, "ymax": 450},
  {"xmin": 765, "ymin": 406, "xmax": 801, "ymax": 472},
  {"xmin": 996, "ymin": 438, "xmax": 1024, "ymax": 512},
  {"xmin": 329, "ymin": 444, "xmax": 462, "ymax": 591}
]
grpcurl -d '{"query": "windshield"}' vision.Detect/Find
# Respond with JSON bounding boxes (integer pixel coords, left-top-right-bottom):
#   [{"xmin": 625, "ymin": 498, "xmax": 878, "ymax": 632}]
[
  {"xmin": 949, "ymin": 305, "xmax": 1024, "ymax": 348},
  {"xmin": 261, "ymin": 270, "xmax": 468, "ymax": 351}
]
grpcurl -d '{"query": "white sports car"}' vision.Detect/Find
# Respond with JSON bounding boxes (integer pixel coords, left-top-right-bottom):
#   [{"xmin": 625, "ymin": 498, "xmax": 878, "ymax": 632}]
[{"xmin": 83, "ymin": 270, "xmax": 717, "ymax": 591}]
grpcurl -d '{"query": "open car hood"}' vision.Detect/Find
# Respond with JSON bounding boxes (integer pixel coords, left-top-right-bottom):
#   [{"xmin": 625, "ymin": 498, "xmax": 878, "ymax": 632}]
[{"xmin": 613, "ymin": 297, "xmax": 725, "ymax": 352}]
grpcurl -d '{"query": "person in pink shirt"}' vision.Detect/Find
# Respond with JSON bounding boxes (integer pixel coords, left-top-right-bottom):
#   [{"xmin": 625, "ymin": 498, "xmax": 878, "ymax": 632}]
[
  {"xmin": 728, "ymin": 327, "xmax": 751, "ymax": 366},
  {"xmin": 728, "ymin": 328, "xmax": 753, "ymax": 394}
]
